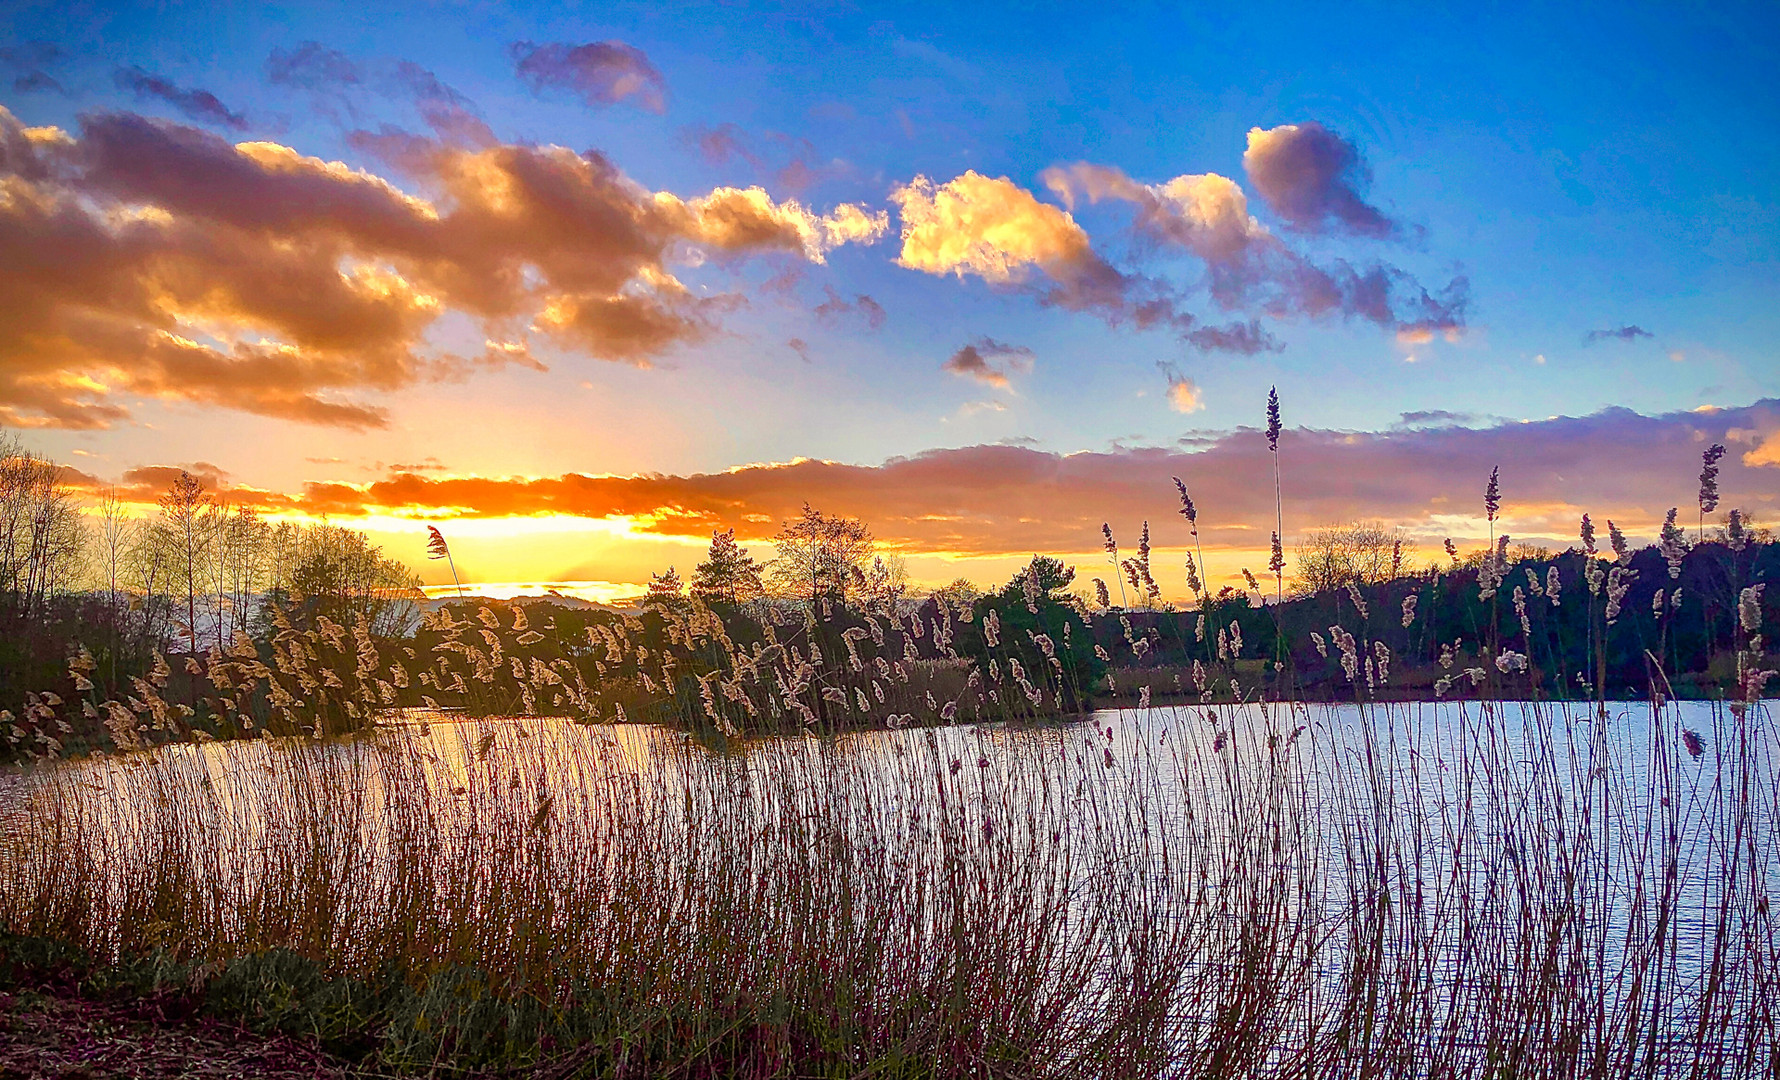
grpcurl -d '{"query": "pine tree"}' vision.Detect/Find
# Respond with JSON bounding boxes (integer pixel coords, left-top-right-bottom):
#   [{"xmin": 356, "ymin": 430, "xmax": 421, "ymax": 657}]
[
  {"xmin": 690, "ymin": 528, "xmax": 763, "ymax": 605},
  {"xmin": 644, "ymin": 566, "xmax": 686, "ymax": 612}
]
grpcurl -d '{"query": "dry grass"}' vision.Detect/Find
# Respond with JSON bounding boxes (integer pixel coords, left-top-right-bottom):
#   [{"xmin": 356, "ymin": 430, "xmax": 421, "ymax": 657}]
[{"xmin": 3, "ymin": 692, "xmax": 1775, "ymax": 1077}]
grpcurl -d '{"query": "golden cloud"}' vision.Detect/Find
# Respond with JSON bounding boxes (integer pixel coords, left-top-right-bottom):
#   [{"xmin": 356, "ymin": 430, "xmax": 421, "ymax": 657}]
[
  {"xmin": 1744, "ymin": 431, "xmax": 1780, "ymax": 468},
  {"xmin": 891, "ymin": 171, "xmax": 1094, "ymax": 283},
  {"xmin": 889, "ymin": 170, "xmax": 1203, "ymax": 336},
  {"xmin": 0, "ymin": 105, "xmax": 883, "ymax": 430},
  {"xmin": 656, "ymin": 185, "xmax": 887, "ymax": 263},
  {"xmin": 1164, "ymin": 372, "xmax": 1204, "ymax": 414}
]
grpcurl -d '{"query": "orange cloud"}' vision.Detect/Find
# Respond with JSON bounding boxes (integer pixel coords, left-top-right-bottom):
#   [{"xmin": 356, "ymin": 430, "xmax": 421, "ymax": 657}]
[
  {"xmin": 1744, "ymin": 431, "xmax": 1780, "ymax": 468},
  {"xmin": 75, "ymin": 399, "xmax": 1780, "ymax": 564},
  {"xmin": 656, "ymin": 185, "xmax": 887, "ymax": 262},
  {"xmin": 1162, "ymin": 368, "xmax": 1204, "ymax": 414},
  {"xmin": 0, "ymin": 105, "xmax": 882, "ymax": 429},
  {"xmin": 890, "ymin": 171, "xmax": 1202, "ymax": 337}
]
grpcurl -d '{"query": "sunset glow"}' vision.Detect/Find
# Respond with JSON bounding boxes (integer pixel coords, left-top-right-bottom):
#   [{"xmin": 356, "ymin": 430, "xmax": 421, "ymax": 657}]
[{"xmin": 2, "ymin": 2, "xmax": 1775, "ymax": 595}]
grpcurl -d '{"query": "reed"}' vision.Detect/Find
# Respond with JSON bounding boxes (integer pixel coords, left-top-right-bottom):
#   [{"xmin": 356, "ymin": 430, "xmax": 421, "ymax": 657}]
[{"xmin": 2, "ymin": 689, "xmax": 1774, "ymax": 1077}]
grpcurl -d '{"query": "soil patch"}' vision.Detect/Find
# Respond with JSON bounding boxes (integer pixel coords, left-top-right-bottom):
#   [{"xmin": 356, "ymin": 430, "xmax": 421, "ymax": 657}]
[{"xmin": 0, "ymin": 986, "xmax": 354, "ymax": 1080}]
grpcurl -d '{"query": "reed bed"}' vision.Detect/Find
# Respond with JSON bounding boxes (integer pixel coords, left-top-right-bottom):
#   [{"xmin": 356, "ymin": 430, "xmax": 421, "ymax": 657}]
[{"xmin": 2, "ymin": 692, "xmax": 1774, "ymax": 1078}]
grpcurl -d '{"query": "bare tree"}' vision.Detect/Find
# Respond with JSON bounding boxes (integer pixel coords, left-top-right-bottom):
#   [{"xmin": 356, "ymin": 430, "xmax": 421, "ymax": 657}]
[
  {"xmin": 96, "ymin": 489, "xmax": 133, "ymax": 616},
  {"xmin": 266, "ymin": 520, "xmax": 300, "ymax": 602},
  {"xmin": 0, "ymin": 433, "xmax": 87, "ymax": 617},
  {"xmin": 767, "ymin": 504, "xmax": 874, "ymax": 605},
  {"xmin": 152, "ymin": 471, "xmax": 221, "ymax": 653},
  {"xmin": 126, "ymin": 517, "xmax": 171, "ymax": 644},
  {"xmin": 204, "ymin": 504, "xmax": 270, "ymax": 648},
  {"xmin": 1292, "ymin": 522, "xmax": 1416, "ymax": 595}
]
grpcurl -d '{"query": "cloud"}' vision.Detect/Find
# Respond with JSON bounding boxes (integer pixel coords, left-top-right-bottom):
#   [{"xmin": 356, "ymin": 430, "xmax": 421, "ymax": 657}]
[
  {"xmin": 1042, "ymin": 164, "xmax": 1268, "ymax": 264},
  {"xmin": 813, "ymin": 286, "xmax": 887, "ymax": 329},
  {"xmin": 958, "ymin": 400, "xmax": 1008, "ymax": 416},
  {"xmin": 1185, "ymin": 320, "xmax": 1280, "ymax": 354},
  {"xmin": 681, "ymin": 122, "xmax": 843, "ymax": 194},
  {"xmin": 113, "ymin": 67, "xmax": 250, "ymax": 131},
  {"xmin": 1158, "ymin": 363, "xmax": 1204, "ymax": 413},
  {"xmin": 388, "ymin": 60, "xmax": 472, "ymax": 110},
  {"xmin": 511, "ymin": 40, "xmax": 667, "ymax": 112},
  {"xmin": 687, "ymin": 121, "xmax": 755, "ymax": 167},
  {"xmin": 265, "ymin": 41, "xmax": 363, "ymax": 89},
  {"xmin": 1393, "ymin": 277, "xmax": 1470, "ymax": 343},
  {"xmin": 657, "ymin": 185, "xmax": 887, "ymax": 263},
  {"xmin": 1397, "ymin": 409, "xmax": 1479, "ymax": 427},
  {"xmin": 265, "ymin": 45, "xmax": 491, "ymax": 144},
  {"xmin": 1744, "ymin": 431, "xmax": 1780, "ymax": 468},
  {"xmin": 891, "ymin": 171, "xmax": 1194, "ymax": 336},
  {"xmin": 386, "ymin": 60, "xmax": 496, "ymax": 147},
  {"xmin": 1242, "ymin": 122, "xmax": 1400, "ymax": 238},
  {"xmin": 1584, "ymin": 325, "xmax": 1655, "ymax": 345},
  {"xmin": 0, "ymin": 105, "xmax": 888, "ymax": 428},
  {"xmin": 100, "ymin": 399, "xmax": 1780, "ymax": 562},
  {"xmin": 0, "ymin": 43, "xmax": 61, "ymax": 68},
  {"xmin": 1041, "ymin": 160, "xmax": 1464, "ymax": 338},
  {"xmin": 0, "ymin": 42, "xmax": 64, "ymax": 96},
  {"xmin": 13, "ymin": 71, "xmax": 65, "ymax": 94},
  {"xmin": 389, "ymin": 457, "xmax": 447, "ymax": 472},
  {"xmin": 942, "ymin": 338, "xmax": 1033, "ymax": 388},
  {"xmin": 892, "ymin": 171, "xmax": 1095, "ymax": 284}
]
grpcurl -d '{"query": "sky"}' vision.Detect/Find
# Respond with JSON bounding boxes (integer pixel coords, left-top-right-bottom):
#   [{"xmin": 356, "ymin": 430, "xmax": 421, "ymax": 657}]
[{"xmin": 2, "ymin": 0, "xmax": 1777, "ymax": 598}]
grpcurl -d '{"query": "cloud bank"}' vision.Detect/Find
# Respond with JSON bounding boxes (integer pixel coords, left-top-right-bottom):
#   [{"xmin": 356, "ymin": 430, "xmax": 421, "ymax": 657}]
[{"xmin": 74, "ymin": 400, "xmax": 1780, "ymax": 562}]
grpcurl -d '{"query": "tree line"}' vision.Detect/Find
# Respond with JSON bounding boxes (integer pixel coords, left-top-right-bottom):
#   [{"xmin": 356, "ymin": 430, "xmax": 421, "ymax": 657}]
[
  {"xmin": 1, "ymin": 433, "xmax": 420, "ymax": 732},
  {"xmin": 5, "ymin": 426, "xmax": 1776, "ymax": 762},
  {"xmin": 646, "ymin": 504, "xmax": 929, "ymax": 614}
]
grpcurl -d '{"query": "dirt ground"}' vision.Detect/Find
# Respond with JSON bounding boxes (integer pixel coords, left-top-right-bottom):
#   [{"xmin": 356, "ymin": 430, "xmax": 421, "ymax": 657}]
[{"xmin": 0, "ymin": 987, "xmax": 354, "ymax": 1080}]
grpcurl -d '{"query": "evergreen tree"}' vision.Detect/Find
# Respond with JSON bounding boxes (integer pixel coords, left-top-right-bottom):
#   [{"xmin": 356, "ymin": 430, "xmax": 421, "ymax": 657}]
[
  {"xmin": 690, "ymin": 528, "xmax": 763, "ymax": 605},
  {"xmin": 644, "ymin": 566, "xmax": 687, "ymax": 613}
]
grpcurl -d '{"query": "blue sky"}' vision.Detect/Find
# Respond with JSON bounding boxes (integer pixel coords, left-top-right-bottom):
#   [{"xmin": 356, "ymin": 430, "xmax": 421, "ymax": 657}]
[{"xmin": 2, "ymin": 0, "xmax": 1776, "ymax": 589}]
